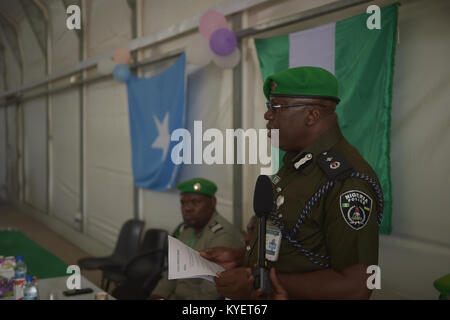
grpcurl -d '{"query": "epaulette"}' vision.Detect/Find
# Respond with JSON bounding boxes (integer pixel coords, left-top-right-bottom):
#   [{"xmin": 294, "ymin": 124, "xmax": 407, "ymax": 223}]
[
  {"xmin": 173, "ymin": 223, "xmax": 186, "ymax": 238},
  {"xmin": 291, "ymin": 152, "xmax": 314, "ymax": 171},
  {"xmin": 209, "ymin": 221, "xmax": 223, "ymax": 233},
  {"xmin": 316, "ymin": 150, "xmax": 354, "ymax": 181}
]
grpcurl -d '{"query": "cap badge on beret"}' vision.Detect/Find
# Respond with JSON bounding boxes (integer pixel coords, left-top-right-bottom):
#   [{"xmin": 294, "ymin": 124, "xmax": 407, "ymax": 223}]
[
  {"xmin": 270, "ymin": 80, "xmax": 277, "ymax": 92},
  {"xmin": 193, "ymin": 183, "xmax": 201, "ymax": 191}
]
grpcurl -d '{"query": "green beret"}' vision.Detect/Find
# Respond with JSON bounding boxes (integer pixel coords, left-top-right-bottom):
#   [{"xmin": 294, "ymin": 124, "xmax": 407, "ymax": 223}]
[
  {"xmin": 177, "ymin": 178, "xmax": 217, "ymax": 197},
  {"xmin": 263, "ymin": 66, "xmax": 340, "ymax": 102}
]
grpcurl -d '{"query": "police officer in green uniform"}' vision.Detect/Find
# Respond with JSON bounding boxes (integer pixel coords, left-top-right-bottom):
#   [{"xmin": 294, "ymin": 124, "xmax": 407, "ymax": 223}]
[
  {"xmin": 201, "ymin": 66, "xmax": 383, "ymax": 299},
  {"xmin": 149, "ymin": 178, "xmax": 244, "ymax": 300}
]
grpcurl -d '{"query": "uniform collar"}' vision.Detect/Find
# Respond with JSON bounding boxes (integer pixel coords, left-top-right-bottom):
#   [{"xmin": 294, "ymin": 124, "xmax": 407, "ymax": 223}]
[
  {"xmin": 207, "ymin": 210, "xmax": 219, "ymax": 228},
  {"xmin": 283, "ymin": 124, "xmax": 343, "ymax": 173}
]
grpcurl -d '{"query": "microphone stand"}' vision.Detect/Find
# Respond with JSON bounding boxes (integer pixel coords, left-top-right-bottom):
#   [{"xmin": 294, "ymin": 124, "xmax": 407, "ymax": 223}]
[{"xmin": 253, "ymin": 212, "xmax": 271, "ymax": 297}]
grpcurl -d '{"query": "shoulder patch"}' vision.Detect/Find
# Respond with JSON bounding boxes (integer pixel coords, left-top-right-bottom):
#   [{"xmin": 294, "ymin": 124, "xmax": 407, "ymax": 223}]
[
  {"xmin": 339, "ymin": 190, "xmax": 373, "ymax": 230},
  {"xmin": 209, "ymin": 221, "xmax": 223, "ymax": 233},
  {"xmin": 317, "ymin": 150, "xmax": 354, "ymax": 181}
]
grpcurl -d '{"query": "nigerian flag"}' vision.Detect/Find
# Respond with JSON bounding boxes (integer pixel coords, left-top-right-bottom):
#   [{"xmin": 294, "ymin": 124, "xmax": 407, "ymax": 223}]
[{"xmin": 255, "ymin": 4, "xmax": 398, "ymax": 234}]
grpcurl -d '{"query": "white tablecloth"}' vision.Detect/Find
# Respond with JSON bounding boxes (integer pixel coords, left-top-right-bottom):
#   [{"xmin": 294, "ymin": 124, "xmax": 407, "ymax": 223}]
[{"xmin": 2, "ymin": 275, "xmax": 115, "ymax": 300}]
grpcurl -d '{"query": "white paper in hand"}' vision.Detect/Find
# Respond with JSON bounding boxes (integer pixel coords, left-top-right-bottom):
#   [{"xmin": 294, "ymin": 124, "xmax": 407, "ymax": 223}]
[{"xmin": 167, "ymin": 235, "xmax": 224, "ymax": 282}]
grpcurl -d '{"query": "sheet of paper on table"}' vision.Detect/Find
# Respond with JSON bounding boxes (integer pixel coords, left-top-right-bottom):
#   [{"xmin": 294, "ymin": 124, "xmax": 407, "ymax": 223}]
[{"xmin": 167, "ymin": 235, "xmax": 224, "ymax": 282}]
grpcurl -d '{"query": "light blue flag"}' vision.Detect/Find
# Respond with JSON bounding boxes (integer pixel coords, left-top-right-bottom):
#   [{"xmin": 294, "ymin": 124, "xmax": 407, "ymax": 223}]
[{"xmin": 126, "ymin": 53, "xmax": 186, "ymax": 190}]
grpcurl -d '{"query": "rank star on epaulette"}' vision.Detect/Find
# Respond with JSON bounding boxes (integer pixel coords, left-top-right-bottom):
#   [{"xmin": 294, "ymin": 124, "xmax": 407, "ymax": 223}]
[{"xmin": 339, "ymin": 190, "xmax": 372, "ymax": 230}]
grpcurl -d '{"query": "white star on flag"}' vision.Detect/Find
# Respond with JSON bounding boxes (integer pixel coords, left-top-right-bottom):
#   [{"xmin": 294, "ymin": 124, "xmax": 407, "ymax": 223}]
[{"xmin": 151, "ymin": 112, "xmax": 170, "ymax": 162}]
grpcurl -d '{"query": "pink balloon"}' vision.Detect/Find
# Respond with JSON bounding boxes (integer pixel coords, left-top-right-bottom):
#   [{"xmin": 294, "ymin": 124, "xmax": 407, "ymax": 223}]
[
  {"xmin": 114, "ymin": 47, "xmax": 131, "ymax": 65},
  {"xmin": 199, "ymin": 10, "xmax": 228, "ymax": 40}
]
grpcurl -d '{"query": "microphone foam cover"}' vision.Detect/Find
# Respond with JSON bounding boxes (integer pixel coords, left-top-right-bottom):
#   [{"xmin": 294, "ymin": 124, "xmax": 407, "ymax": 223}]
[{"xmin": 253, "ymin": 175, "xmax": 274, "ymax": 217}]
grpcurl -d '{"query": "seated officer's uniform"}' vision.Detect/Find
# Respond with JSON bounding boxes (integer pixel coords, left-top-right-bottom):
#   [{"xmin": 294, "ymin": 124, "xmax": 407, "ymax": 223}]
[
  {"xmin": 246, "ymin": 67, "xmax": 384, "ymax": 273},
  {"xmin": 152, "ymin": 178, "xmax": 244, "ymax": 299}
]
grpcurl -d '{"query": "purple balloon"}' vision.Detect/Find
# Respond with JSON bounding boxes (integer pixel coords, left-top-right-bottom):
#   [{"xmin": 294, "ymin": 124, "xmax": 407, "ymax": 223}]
[{"xmin": 209, "ymin": 28, "xmax": 237, "ymax": 57}]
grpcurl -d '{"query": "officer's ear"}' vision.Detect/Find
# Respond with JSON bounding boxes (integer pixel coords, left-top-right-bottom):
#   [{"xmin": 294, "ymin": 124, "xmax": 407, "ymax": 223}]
[
  {"xmin": 305, "ymin": 107, "xmax": 321, "ymax": 126},
  {"xmin": 210, "ymin": 196, "xmax": 217, "ymax": 209}
]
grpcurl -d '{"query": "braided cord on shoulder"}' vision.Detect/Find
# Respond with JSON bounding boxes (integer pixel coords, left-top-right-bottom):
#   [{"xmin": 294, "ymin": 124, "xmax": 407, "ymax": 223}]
[{"xmin": 271, "ymin": 172, "xmax": 384, "ymax": 269}]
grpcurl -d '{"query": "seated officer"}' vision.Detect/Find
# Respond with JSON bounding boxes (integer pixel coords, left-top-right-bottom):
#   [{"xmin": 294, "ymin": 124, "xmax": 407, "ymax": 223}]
[{"xmin": 149, "ymin": 178, "xmax": 244, "ymax": 300}]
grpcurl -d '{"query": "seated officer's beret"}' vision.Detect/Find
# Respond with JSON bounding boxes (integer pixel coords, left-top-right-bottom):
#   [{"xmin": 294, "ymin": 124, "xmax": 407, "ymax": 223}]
[
  {"xmin": 263, "ymin": 66, "xmax": 340, "ymax": 102},
  {"xmin": 177, "ymin": 178, "xmax": 217, "ymax": 197}
]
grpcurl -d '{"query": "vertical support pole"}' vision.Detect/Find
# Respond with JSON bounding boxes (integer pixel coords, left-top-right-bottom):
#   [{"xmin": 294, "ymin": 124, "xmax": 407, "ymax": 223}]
[
  {"xmin": 132, "ymin": 0, "xmax": 144, "ymax": 221},
  {"xmin": 45, "ymin": 9, "xmax": 52, "ymax": 216},
  {"xmin": 4, "ymin": 105, "xmax": 8, "ymax": 200},
  {"xmin": 80, "ymin": 0, "xmax": 88, "ymax": 233},
  {"xmin": 231, "ymin": 13, "xmax": 243, "ymax": 231},
  {"xmin": 2, "ymin": 50, "xmax": 9, "ymax": 200},
  {"xmin": 19, "ymin": 99, "xmax": 25, "ymax": 204}
]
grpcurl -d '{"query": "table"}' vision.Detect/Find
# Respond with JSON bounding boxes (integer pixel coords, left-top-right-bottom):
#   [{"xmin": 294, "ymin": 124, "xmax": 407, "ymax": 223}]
[{"xmin": 1, "ymin": 275, "xmax": 115, "ymax": 300}]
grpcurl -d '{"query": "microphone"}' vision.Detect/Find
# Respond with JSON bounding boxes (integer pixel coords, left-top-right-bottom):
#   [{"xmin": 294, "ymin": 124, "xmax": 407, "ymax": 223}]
[{"xmin": 252, "ymin": 175, "xmax": 273, "ymax": 297}]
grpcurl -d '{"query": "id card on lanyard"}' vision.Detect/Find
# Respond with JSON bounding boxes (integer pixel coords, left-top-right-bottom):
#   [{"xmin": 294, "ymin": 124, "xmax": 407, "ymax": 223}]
[{"xmin": 265, "ymin": 221, "xmax": 282, "ymax": 262}]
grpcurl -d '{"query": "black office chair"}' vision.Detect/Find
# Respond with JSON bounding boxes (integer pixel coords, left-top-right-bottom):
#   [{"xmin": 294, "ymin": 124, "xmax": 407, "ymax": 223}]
[
  {"xmin": 108, "ymin": 228, "xmax": 168, "ymax": 299},
  {"xmin": 77, "ymin": 219, "xmax": 145, "ymax": 289}
]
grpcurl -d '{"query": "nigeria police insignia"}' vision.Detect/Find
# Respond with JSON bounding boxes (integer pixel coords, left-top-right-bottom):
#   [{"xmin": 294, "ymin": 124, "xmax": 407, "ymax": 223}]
[{"xmin": 339, "ymin": 190, "xmax": 372, "ymax": 230}]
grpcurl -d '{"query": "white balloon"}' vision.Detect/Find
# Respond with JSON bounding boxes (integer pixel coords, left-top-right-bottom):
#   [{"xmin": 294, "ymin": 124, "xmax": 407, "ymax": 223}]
[
  {"xmin": 212, "ymin": 47, "xmax": 241, "ymax": 69},
  {"xmin": 186, "ymin": 33, "xmax": 213, "ymax": 67},
  {"xmin": 97, "ymin": 58, "xmax": 115, "ymax": 74}
]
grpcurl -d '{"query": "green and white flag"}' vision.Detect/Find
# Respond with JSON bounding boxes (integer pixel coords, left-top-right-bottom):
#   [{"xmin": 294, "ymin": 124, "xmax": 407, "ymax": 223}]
[{"xmin": 255, "ymin": 4, "xmax": 398, "ymax": 234}]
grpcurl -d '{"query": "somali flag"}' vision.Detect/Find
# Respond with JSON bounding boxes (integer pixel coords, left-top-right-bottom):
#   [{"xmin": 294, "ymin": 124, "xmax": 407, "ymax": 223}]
[
  {"xmin": 126, "ymin": 53, "xmax": 186, "ymax": 190},
  {"xmin": 255, "ymin": 5, "xmax": 398, "ymax": 234}
]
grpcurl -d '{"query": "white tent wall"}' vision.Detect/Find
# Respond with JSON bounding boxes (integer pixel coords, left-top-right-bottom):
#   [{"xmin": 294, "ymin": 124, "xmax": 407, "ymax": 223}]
[
  {"xmin": 48, "ymin": 0, "xmax": 81, "ymax": 229},
  {"xmin": 0, "ymin": 106, "xmax": 6, "ymax": 200},
  {"xmin": 3, "ymin": 43, "xmax": 21, "ymax": 90},
  {"xmin": 88, "ymin": 0, "xmax": 132, "ymax": 57},
  {"xmin": 48, "ymin": 0, "xmax": 80, "ymax": 72},
  {"xmin": 84, "ymin": 0, "xmax": 134, "ymax": 249},
  {"xmin": 142, "ymin": 0, "xmax": 224, "ymax": 35},
  {"xmin": 381, "ymin": 0, "xmax": 450, "ymax": 299},
  {"xmin": 6, "ymin": 105, "xmax": 18, "ymax": 202},
  {"xmin": 50, "ymin": 88, "xmax": 80, "ymax": 228},
  {"xmin": 0, "ymin": 50, "xmax": 5, "ymax": 200},
  {"xmin": 1, "ymin": 19, "xmax": 22, "ymax": 204},
  {"xmin": 20, "ymin": 10, "xmax": 47, "ymax": 213},
  {"xmin": 23, "ymin": 95, "xmax": 47, "ymax": 213}
]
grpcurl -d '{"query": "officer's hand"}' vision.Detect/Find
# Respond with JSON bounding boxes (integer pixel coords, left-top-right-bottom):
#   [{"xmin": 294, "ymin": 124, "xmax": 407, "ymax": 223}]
[
  {"xmin": 268, "ymin": 268, "xmax": 288, "ymax": 300},
  {"xmin": 251, "ymin": 268, "xmax": 288, "ymax": 300},
  {"xmin": 214, "ymin": 267, "xmax": 254, "ymax": 299},
  {"xmin": 200, "ymin": 247, "xmax": 245, "ymax": 270}
]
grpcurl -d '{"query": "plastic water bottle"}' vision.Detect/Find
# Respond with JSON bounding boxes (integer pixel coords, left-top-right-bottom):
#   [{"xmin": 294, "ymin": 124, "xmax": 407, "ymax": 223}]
[
  {"xmin": 23, "ymin": 276, "xmax": 39, "ymax": 300},
  {"xmin": 14, "ymin": 256, "xmax": 27, "ymax": 279}
]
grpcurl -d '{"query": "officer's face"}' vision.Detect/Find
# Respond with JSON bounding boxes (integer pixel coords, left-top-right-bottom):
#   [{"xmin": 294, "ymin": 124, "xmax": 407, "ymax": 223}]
[
  {"xmin": 264, "ymin": 96, "xmax": 335, "ymax": 151},
  {"xmin": 180, "ymin": 193, "xmax": 216, "ymax": 231}
]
